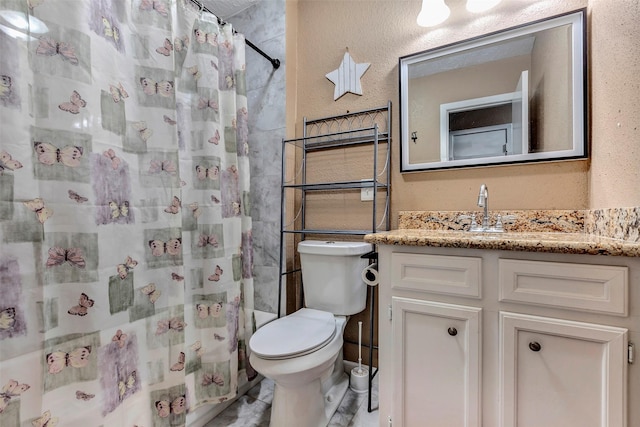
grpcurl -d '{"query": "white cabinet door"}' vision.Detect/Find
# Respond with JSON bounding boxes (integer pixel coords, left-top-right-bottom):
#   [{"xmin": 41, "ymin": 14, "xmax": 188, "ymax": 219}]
[
  {"xmin": 391, "ymin": 297, "xmax": 482, "ymax": 427},
  {"xmin": 500, "ymin": 312, "xmax": 628, "ymax": 427}
]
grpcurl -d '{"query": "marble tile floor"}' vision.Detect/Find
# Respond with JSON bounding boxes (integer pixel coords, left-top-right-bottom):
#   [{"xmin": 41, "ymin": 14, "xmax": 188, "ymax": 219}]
[{"xmin": 204, "ymin": 372, "xmax": 379, "ymax": 427}]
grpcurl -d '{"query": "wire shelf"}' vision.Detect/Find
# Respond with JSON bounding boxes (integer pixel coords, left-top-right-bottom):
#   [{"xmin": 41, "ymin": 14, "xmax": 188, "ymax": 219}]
[{"xmin": 278, "ymin": 102, "xmax": 391, "ymax": 414}]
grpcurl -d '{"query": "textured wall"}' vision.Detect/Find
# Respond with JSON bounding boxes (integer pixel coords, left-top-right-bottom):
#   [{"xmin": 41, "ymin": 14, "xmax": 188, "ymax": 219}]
[
  {"xmin": 588, "ymin": 0, "xmax": 640, "ymax": 208},
  {"xmin": 228, "ymin": 0, "xmax": 286, "ymax": 314},
  {"xmin": 291, "ymin": 0, "xmax": 640, "ymax": 228},
  {"xmin": 288, "ymin": 0, "xmax": 640, "ymax": 365}
]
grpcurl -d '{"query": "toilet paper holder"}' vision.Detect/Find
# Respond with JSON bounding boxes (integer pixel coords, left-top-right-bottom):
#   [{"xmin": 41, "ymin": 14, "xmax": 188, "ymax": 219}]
[
  {"xmin": 361, "ymin": 251, "xmax": 379, "ymax": 283},
  {"xmin": 363, "ymin": 267, "xmax": 377, "ymax": 283},
  {"xmin": 360, "ymin": 250, "xmax": 378, "ymax": 261}
]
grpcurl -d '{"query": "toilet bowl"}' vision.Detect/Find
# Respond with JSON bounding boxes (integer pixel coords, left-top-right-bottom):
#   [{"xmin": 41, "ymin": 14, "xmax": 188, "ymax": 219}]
[
  {"xmin": 249, "ymin": 241, "xmax": 371, "ymax": 427},
  {"xmin": 249, "ymin": 309, "xmax": 349, "ymax": 427}
]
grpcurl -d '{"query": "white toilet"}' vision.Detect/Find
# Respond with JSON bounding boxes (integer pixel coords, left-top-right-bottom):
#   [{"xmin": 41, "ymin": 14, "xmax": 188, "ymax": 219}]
[{"xmin": 249, "ymin": 240, "xmax": 371, "ymax": 427}]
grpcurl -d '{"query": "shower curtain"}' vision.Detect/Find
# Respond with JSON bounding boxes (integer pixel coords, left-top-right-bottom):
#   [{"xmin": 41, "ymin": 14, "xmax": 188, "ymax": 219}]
[{"xmin": 0, "ymin": 1, "xmax": 256, "ymax": 425}]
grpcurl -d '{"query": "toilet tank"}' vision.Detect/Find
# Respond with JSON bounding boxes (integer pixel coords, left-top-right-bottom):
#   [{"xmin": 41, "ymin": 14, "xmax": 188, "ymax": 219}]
[{"xmin": 297, "ymin": 240, "xmax": 371, "ymax": 315}]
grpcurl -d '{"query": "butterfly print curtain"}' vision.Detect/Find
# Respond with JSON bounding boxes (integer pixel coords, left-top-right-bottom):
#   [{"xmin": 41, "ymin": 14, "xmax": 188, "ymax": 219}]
[{"xmin": 0, "ymin": 1, "xmax": 256, "ymax": 425}]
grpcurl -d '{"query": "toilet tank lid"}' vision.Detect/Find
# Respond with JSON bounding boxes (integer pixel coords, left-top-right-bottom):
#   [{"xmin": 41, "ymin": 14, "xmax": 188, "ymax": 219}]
[{"xmin": 297, "ymin": 240, "xmax": 371, "ymax": 256}]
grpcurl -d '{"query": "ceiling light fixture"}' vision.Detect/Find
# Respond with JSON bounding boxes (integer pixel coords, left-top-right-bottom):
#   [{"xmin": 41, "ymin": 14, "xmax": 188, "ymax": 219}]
[
  {"xmin": 466, "ymin": 0, "xmax": 502, "ymax": 13},
  {"xmin": 417, "ymin": 0, "xmax": 451, "ymax": 27}
]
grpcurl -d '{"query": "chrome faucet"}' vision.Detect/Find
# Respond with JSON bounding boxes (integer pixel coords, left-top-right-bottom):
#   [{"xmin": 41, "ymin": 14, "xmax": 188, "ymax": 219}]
[
  {"xmin": 461, "ymin": 183, "xmax": 511, "ymax": 232},
  {"xmin": 477, "ymin": 184, "xmax": 489, "ymax": 229}
]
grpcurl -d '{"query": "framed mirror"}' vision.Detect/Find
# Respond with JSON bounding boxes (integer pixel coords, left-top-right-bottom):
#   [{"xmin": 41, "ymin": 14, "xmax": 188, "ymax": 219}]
[{"xmin": 399, "ymin": 9, "xmax": 587, "ymax": 172}]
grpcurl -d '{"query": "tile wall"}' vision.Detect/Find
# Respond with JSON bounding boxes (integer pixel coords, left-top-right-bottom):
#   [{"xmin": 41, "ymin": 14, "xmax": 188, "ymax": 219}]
[{"xmin": 228, "ymin": 0, "xmax": 286, "ymax": 314}]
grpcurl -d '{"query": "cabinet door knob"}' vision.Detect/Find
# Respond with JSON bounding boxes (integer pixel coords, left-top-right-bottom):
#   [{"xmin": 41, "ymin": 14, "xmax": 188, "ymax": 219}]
[
  {"xmin": 447, "ymin": 327, "xmax": 458, "ymax": 336},
  {"xmin": 529, "ymin": 341, "xmax": 542, "ymax": 352}
]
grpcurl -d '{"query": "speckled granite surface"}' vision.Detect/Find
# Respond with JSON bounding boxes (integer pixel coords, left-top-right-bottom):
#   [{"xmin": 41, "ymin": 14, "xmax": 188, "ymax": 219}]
[
  {"xmin": 586, "ymin": 207, "xmax": 640, "ymax": 242},
  {"xmin": 365, "ymin": 229, "xmax": 640, "ymax": 257},
  {"xmin": 365, "ymin": 208, "xmax": 640, "ymax": 257},
  {"xmin": 398, "ymin": 210, "xmax": 585, "ymax": 233}
]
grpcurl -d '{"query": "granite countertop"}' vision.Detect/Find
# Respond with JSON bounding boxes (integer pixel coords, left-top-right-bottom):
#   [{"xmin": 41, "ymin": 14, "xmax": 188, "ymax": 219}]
[
  {"xmin": 363, "ymin": 209, "xmax": 640, "ymax": 257},
  {"xmin": 364, "ymin": 229, "xmax": 640, "ymax": 257}
]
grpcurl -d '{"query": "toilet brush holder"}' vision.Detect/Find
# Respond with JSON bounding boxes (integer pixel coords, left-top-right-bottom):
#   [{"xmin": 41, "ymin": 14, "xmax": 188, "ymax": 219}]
[
  {"xmin": 350, "ymin": 366, "xmax": 369, "ymax": 394},
  {"xmin": 350, "ymin": 320, "xmax": 368, "ymax": 393}
]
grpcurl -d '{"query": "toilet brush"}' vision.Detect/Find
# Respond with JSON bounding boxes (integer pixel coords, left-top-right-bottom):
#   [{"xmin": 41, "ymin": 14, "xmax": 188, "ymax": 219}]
[{"xmin": 350, "ymin": 321, "xmax": 368, "ymax": 393}]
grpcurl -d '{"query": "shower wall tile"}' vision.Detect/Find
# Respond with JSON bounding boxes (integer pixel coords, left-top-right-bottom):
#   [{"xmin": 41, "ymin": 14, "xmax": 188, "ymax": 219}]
[
  {"xmin": 251, "ymin": 175, "xmax": 281, "ymax": 223},
  {"xmin": 249, "ymin": 149, "xmax": 263, "ymax": 181},
  {"xmin": 251, "ymin": 221, "xmax": 266, "ymax": 266},
  {"xmin": 251, "ymin": 220, "xmax": 279, "ymax": 269},
  {"xmin": 245, "ymin": 36, "xmax": 287, "ymax": 92},
  {"xmin": 228, "ymin": 0, "xmax": 286, "ymax": 315},
  {"xmin": 248, "ymin": 130, "xmax": 283, "ymax": 176},
  {"xmin": 260, "ymin": 221, "xmax": 280, "ymax": 267},
  {"xmin": 247, "ymin": 131, "xmax": 282, "ymax": 164},
  {"xmin": 233, "ymin": 0, "xmax": 285, "ymax": 93},
  {"xmin": 247, "ymin": 78, "xmax": 287, "ymax": 132},
  {"xmin": 229, "ymin": 0, "xmax": 286, "ymax": 46},
  {"xmin": 253, "ymin": 265, "xmax": 280, "ymax": 313}
]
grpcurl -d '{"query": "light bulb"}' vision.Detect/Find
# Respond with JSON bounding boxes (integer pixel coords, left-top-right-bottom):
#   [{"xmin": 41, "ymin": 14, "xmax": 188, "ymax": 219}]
[
  {"xmin": 466, "ymin": 0, "xmax": 502, "ymax": 13},
  {"xmin": 417, "ymin": 0, "xmax": 451, "ymax": 27}
]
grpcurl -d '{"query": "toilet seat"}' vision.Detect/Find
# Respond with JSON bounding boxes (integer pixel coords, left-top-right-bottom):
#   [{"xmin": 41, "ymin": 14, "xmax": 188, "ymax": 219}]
[{"xmin": 250, "ymin": 308, "xmax": 336, "ymax": 360}]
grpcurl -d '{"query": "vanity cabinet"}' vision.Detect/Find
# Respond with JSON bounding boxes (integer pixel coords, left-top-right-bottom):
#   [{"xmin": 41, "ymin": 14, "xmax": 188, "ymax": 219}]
[
  {"xmin": 377, "ymin": 245, "xmax": 638, "ymax": 427},
  {"xmin": 391, "ymin": 297, "xmax": 481, "ymax": 427},
  {"xmin": 499, "ymin": 312, "xmax": 627, "ymax": 427}
]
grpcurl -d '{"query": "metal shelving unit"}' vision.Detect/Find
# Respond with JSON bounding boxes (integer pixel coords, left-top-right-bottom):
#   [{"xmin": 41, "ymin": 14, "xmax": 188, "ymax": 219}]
[{"xmin": 277, "ymin": 102, "xmax": 391, "ymax": 412}]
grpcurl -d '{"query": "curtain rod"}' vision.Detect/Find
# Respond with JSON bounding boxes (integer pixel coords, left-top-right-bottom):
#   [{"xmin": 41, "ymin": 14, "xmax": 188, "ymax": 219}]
[{"xmin": 188, "ymin": 0, "xmax": 281, "ymax": 69}]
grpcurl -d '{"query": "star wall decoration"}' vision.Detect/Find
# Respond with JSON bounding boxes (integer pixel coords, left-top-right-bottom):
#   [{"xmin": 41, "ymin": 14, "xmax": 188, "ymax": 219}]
[{"xmin": 325, "ymin": 52, "xmax": 370, "ymax": 101}]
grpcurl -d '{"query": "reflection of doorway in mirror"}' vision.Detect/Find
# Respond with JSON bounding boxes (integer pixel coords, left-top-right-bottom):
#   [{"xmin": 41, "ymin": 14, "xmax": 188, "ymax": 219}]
[{"xmin": 440, "ymin": 70, "xmax": 528, "ymax": 162}]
